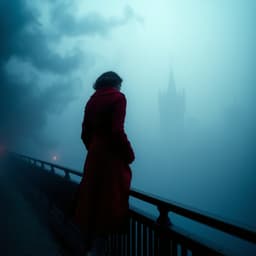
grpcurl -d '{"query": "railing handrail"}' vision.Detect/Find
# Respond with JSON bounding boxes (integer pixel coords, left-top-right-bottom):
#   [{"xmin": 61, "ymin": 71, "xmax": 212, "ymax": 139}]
[
  {"xmin": 11, "ymin": 152, "xmax": 256, "ymax": 244},
  {"xmin": 12, "ymin": 153, "xmax": 82, "ymax": 176},
  {"xmin": 130, "ymin": 189, "xmax": 256, "ymax": 244}
]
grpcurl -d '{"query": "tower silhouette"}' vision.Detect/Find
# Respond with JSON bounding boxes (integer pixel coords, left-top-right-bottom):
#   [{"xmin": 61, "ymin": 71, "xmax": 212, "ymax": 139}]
[{"xmin": 158, "ymin": 69, "xmax": 186, "ymax": 144}]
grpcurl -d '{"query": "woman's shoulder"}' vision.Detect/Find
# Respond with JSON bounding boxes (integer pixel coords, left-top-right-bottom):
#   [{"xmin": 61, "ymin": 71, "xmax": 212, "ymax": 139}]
[
  {"xmin": 113, "ymin": 91, "xmax": 126, "ymax": 104},
  {"xmin": 102, "ymin": 88, "xmax": 126, "ymax": 102},
  {"xmin": 116, "ymin": 91, "xmax": 126, "ymax": 99},
  {"xmin": 86, "ymin": 88, "xmax": 126, "ymax": 106}
]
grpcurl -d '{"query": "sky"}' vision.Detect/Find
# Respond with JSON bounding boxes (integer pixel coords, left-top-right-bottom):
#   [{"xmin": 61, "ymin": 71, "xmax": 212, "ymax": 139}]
[{"xmin": 0, "ymin": 0, "xmax": 255, "ymax": 245}]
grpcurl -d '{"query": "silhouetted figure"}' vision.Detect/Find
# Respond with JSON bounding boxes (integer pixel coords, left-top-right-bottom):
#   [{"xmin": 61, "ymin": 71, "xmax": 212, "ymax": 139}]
[{"xmin": 73, "ymin": 71, "xmax": 135, "ymax": 255}]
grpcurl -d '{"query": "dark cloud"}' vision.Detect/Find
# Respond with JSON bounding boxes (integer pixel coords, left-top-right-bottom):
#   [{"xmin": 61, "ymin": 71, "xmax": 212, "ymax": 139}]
[
  {"xmin": 0, "ymin": 0, "xmax": 137, "ymax": 150},
  {"xmin": 0, "ymin": 1, "xmax": 83, "ymax": 72},
  {"xmin": 51, "ymin": 5, "xmax": 140, "ymax": 36},
  {"xmin": 0, "ymin": 0, "xmax": 81, "ymax": 148}
]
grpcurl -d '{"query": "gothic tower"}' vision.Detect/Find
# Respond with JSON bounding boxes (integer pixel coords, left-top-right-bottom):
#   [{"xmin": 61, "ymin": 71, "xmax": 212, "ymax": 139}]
[{"xmin": 158, "ymin": 69, "xmax": 186, "ymax": 143}]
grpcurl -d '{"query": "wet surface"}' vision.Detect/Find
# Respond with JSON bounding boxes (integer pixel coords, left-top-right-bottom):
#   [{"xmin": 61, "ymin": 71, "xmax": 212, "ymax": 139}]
[{"xmin": 0, "ymin": 157, "xmax": 63, "ymax": 256}]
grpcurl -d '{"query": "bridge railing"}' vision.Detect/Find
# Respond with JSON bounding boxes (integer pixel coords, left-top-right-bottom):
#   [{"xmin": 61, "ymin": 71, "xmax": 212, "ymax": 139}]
[{"xmin": 11, "ymin": 152, "xmax": 256, "ymax": 256}]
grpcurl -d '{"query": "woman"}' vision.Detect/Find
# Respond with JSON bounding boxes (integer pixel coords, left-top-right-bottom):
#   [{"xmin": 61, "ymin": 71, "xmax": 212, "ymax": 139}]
[{"xmin": 73, "ymin": 71, "xmax": 135, "ymax": 255}]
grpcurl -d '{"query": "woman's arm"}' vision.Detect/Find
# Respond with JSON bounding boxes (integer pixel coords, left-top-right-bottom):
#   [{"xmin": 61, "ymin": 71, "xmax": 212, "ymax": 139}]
[
  {"xmin": 81, "ymin": 105, "xmax": 91, "ymax": 150},
  {"xmin": 112, "ymin": 94, "xmax": 135, "ymax": 164}
]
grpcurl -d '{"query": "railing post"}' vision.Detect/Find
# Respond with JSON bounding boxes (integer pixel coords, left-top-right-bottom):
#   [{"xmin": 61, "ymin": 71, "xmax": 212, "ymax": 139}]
[
  {"xmin": 157, "ymin": 205, "xmax": 171, "ymax": 227},
  {"xmin": 51, "ymin": 165, "xmax": 55, "ymax": 174},
  {"xmin": 157, "ymin": 206, "xmax": 172, "ymax": 256},
  {"xmin": 41, "ymin": 161, "xmax": 45, "ymax": 169},
  {"xmin": 64, "ymin": 170, "xmax": 71, "ymax": 180}
]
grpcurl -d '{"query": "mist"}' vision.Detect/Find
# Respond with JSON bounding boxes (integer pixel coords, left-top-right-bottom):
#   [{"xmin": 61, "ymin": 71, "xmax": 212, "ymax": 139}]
[{"xmin": 1, "ymin": 0, "xmax": 255, "ymax": 250}]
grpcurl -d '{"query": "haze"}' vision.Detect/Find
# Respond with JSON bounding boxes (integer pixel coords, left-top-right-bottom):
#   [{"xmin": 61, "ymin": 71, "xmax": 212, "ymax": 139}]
[{"xmin": 1, "ymin": 0, "xmax": 255, "ymax": 241}]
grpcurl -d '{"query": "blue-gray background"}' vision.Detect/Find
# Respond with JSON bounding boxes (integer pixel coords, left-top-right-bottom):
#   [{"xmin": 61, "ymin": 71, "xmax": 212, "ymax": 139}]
[{"xmin": 0, "ymin": 0, "xmax": 255, "ymax": 252}]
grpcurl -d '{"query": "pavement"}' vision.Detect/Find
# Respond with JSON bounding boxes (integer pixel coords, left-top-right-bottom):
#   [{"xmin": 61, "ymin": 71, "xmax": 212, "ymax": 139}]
[{"xmin": 0, "ymin": 157, "xmax": 64, "ymax": 256}]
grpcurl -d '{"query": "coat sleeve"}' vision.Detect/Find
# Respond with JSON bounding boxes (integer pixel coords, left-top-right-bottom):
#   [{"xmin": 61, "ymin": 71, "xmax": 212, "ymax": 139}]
[
  {"xmin": 112, "ymin": 94, "xmax": 135, "ymax": 164},
  {"xmin": 81, "ymin": 104, "xmax": 91, "ymax": 150}
]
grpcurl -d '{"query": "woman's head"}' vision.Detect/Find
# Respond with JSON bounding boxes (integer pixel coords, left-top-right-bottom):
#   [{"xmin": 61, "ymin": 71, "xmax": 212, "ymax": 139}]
[{"xmin": 93, "ymin": 71, "xmax": 122, "ymax": 90}]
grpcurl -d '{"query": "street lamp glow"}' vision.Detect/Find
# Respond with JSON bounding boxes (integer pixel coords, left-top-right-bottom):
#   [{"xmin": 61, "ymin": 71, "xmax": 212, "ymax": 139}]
[{"xmin": 52, "ymin": 155, "xmax": 57, "ymax": 161}]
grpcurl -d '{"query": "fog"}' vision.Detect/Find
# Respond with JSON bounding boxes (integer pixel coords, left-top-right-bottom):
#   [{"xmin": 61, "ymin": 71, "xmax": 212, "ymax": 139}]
[{"xmin": 1, "ymin": 0, "xmax": 255, "ymax": 252}]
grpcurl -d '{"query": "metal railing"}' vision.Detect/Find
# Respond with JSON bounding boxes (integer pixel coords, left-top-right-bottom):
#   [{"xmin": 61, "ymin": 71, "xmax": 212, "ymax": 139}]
[{"xmin": 11, "ymin": 153, "xmax": 256, "ymax": 255}]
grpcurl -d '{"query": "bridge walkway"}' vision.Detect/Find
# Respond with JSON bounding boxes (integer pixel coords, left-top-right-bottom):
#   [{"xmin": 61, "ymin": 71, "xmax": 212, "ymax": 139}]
[{"xmin": 0, "ymin": 159, "xmax": 65, "ymax": 256}]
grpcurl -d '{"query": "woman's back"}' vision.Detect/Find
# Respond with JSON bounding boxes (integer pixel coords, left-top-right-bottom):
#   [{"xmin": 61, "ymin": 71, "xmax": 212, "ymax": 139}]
[
  {"xmin": 85, "ymin": 87, "xmax": 124, "ymax": 138},
  {"xmin": 73, "ymin": 71, "xmax": 134, "ymax": 255}
]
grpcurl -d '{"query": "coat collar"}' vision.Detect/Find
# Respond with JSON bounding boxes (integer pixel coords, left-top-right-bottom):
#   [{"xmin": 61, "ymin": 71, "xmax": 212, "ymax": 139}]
[{"xmin": 92, "ymin": 87, "xmax": 121, "ymax": 97}]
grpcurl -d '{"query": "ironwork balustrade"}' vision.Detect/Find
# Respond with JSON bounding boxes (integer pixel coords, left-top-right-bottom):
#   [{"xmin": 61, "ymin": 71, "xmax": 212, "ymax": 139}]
[{"xmin": 10, "ymin": 153, "xmax": 256, "ymax": 256}]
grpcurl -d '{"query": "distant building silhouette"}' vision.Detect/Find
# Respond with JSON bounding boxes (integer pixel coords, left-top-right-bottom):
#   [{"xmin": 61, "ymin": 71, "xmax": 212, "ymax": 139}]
[{"xmin": 158, "ymin": 69, "xmax": 186, "ymax": 143}]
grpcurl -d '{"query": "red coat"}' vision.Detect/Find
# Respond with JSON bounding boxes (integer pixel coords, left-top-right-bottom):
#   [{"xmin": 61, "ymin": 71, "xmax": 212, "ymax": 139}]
[{"xmin": 73, "ymin": 87, "xmax": 135, "ymax": 235}]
